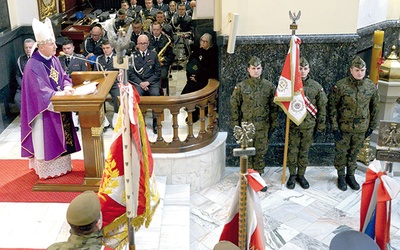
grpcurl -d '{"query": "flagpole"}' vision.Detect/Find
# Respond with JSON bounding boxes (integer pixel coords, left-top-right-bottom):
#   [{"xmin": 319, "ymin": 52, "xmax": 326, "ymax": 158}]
[
  {"xmin": 280, "ymin": 10, "xmax": 302, "ymax": 190},
  {"xmin": 113, "ymin": 47, "xmax": 136, "ymax": 249},
  {"xmin": 232, "ymin": 122, "xmax": 256, "ymax": 250},
  {"xmin": 281, "ymin": 116, "xmax": 290, "ymax": 189},
  {"xmin": 239, "ymin": 155, "xmax": 248, "ymax": 250}
]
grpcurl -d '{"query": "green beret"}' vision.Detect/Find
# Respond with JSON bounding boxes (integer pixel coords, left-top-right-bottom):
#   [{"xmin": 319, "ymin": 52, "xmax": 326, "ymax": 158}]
[
  {"xmin": 300, "ymin": 58, "xmax": 309, "ymax": 67},
  {"xmin": 351, "ymin": 56, "xmax": 366, "ymax": 68},
  {"xmin": 248, "ymin": 56, "xmax": 262, "ymax": 67},
  {"xmin": 67, "ymin": 191, "xmax": 100, "ymax": 226}
]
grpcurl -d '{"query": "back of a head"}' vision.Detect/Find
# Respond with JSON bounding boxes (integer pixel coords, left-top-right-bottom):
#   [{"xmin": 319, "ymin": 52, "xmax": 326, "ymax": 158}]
[
  {"xmin": 67, "ymin": 190, "xmax": 100, "ymax": 227},
  {"xmin": 329, "ymin": 230, "xmax": 379, "ymax": 250},
  {"xmin": 213, "ymin": 241, "xmax": 241, "ymax": 250}
]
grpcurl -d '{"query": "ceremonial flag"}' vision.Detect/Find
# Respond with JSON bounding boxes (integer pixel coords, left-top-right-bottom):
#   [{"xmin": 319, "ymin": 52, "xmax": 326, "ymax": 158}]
[
  {"xmin": 98, "ymin": 77, "xmax": 159, "ymax": 249},
  {"xmin": 360, "ymin": 159, "xmax": 400, "ymax": 250},
  {"xmin": 274, "ymin": 35, "xmax": 306, "ymax": 126},
  {"xmin": 219, "ymin": 169, "xmax": 266, "ymax": 249}
]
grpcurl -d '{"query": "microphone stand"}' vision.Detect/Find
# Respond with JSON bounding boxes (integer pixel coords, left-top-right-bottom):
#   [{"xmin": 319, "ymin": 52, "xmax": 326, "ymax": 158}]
[{"xmin": 71, "ymin": 55, "xmax": 107, "ymax": 78}]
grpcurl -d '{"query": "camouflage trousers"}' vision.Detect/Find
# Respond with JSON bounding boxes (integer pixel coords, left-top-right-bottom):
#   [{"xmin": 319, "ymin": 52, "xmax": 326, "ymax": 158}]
[
  {"xmin": 287, "ymin": 128, "xmax": 314, "ymax": 176},
  {"xmin": 334, "ymin": 132, "xmax": 365, "ymax": 175},
  {"xmin": 248, "ymin": 127, "xmax": 270, "ymax": 173}
]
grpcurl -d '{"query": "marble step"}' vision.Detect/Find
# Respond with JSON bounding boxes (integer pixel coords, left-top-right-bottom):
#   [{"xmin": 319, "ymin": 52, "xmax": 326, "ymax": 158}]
[{"xmin": 135, "ymin": 178, "xmax": 191, "ymax": 250}]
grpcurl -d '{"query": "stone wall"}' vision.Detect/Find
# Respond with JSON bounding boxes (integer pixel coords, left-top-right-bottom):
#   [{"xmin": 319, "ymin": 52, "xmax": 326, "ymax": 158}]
[{"xmin": 217, "ymin": 20, "xmax": 400, "ymax": 167}]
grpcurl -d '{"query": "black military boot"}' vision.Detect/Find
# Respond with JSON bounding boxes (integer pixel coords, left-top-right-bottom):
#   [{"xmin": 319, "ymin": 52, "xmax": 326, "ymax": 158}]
[
  {"xmin": 296, "ymin": 175, "xmax": 310, "ymax": 189},
  {"xmin": 345, "ymin": 175, "xmax": 360, "ymax": 190},
  {"xmin": 337, "ymin": 175, "xmax": 347, "ymax": 191},
  {"xmin": 286, "ymin": 175, "xmax": 296, "ymax": 189}
]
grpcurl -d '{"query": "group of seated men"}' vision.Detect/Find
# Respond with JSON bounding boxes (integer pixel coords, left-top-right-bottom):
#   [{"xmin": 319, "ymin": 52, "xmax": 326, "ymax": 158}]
[{"xmin": 14, "ymin": 0, "xmax": 199, "ymax": 133}]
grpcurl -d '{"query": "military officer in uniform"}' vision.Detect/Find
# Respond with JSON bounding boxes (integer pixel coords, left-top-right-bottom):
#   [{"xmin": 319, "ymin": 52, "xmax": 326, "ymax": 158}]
[
  {"xmin": 14, "ymin": 38, "xmax": 35, "ymax": 110},
  {"xmin": 141, "ymin": 0, "xmax": 158, "ymax": 21},
  {"xmin": 59, "ymin": 38, "xmax": 89, "ymax": 131},
  {"xmin": 112, "ymin": 8, "xmax": 134, "ymax": 34},
  {"xmin": 83, "ymin": 24, "xmax": 106, "ymax": 63},
  {"xmin": 130, "ymin": 19, "xmax": 151, "ymax": 52},
  {"xmin": 128, "ymin": 34, "xmax": 161, "ymax": 134},
  {"xmin": 59, "ymin": 39, "xmax": 88, "ymax": 76},
  {"xmin": 47, "ymin": 191, "xmax": 103, "ymax": 249},
  {"xmin": 230, "ymin": 56, "xmax": 279, "ymax": 174},
  {"xmin": 329, "ymin": 56, "xmax": 379, "ymax": 191},
  {"xmin": 286, "ymin": 58, "xmax": 328, "ymax": 189},
  {"xmin": 95, "ymin": 40, "xmax": 120, "ymax": 130},
  {"xmin": 149, "ymin": 21, "xmax": 174, "ymax": 95}
]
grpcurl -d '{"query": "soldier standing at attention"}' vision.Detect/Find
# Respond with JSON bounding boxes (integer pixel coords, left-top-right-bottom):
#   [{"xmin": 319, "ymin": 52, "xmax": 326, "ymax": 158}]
[
  {"xmin": 329, "ymin": 56, "xmax": 379, "ymax": 191},
  {"xmin": 230, "ymin": 56, "xmax": 278, "ymax": 175},
  {"xmin": 286, "ymin": 58, "xmax": 327, "ymax": 189}
]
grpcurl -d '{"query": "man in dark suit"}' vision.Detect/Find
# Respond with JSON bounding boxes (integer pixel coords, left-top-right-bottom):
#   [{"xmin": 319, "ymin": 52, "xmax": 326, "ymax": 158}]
[
  {"xmin": 128, "ymin": 34, "xmax": 161, "ymax": 133},
  {"xmin": 59, "ymin": 38, "xmax": 89, "ymax": 131},
  {"xmin": 95, "ymin": 40, "xmax": 120, "ymax": 130},
  {"xmin": 14, "ymin": 38, "xmax": 35, "ymax": 110},
  {"xmin": 149, "ymin": 22, "xmax": 174, "ymax": 95}
]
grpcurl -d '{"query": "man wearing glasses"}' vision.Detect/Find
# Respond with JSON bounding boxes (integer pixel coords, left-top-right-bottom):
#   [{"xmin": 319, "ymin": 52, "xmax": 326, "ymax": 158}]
[{"xmin": 128, "ymin": 34, "xmax": 161, "ymax": 133}]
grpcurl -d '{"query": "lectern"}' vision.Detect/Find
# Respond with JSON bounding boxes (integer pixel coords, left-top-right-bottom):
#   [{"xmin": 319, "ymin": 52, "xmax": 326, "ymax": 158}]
[{"xmin": 32, "ymin": 71, "xmax": 118, "ymax": 192}]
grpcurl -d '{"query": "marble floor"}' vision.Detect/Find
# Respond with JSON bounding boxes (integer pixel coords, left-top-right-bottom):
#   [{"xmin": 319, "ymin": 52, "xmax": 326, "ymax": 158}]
[{"xmin": 1, "ymin": 69, "xmax": 400, "ymax": 249}]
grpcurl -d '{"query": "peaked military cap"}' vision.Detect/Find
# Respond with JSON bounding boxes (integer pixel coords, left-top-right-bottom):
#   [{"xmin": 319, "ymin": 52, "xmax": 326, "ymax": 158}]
[
  {"xmin": 66, "ymin": 191, "xmax": 100, "ymax": 226},
  {"xmin": 350, "ymin": 56, "xmax": 366, "ymax": 68},
  {"xmin": 248, "ymin": 56, "xmax": 262, "ymax": 67},
  {"xmin": 300, "ymin": 58, "xmax": 309, "ymax": 67}
]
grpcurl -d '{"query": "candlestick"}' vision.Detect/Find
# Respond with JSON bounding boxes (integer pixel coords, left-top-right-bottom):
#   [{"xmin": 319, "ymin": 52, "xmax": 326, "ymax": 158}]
[{"xmin": 370, "ymin": 30, "xmax": 384, "ymax": 84}]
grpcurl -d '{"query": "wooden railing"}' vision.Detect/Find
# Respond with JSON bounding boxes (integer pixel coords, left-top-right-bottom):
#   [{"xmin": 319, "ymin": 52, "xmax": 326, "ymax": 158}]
[{"xmin": 139, "ymin": 79, "xmax": 220, "ymax": 153}]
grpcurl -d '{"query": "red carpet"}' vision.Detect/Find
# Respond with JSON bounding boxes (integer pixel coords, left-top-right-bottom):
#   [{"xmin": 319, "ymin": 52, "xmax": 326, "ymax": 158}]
[{"xmin": 0, "ymin": 159, "xmax": 85, "ymax": 203}]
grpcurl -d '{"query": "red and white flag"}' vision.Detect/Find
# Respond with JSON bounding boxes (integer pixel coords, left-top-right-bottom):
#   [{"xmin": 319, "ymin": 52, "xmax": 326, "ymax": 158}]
[
  {"xmin": 219, "ymin": 169, "xmax": 266, "ymax": 249},
  {"xmin": 98, "ymin": 82, "xmax": 159, "ymax": 249},
  {"xmin": 360, "ymin": 159, "xmax": 400, "ymax": 250},
  {"xmin": 274, "ymin": 35, "xmax": 306, "ymax": 126}
]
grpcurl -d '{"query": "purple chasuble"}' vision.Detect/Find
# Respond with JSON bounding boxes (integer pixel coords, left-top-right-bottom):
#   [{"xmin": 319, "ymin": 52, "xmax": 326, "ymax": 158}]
[{"xmin": 20, "ymin": 51, "xmax": 81, "ymax": 161}]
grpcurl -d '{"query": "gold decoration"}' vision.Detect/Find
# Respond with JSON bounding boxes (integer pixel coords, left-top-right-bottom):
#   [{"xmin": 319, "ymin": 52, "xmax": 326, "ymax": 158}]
[
  {"xmin": 379, "ymin": 45, "xmax": 400, "ymax": 82},
  {"xmin": 61, "ymin": 0, "xmax": 66, "ymax": 12},
  {"xmin": 357, "ymin": 137, "xmax": 375, "ymax": 165},
  {"xmin": 38, "ymin": 0, "xmax": 58, "ymax": 21},
  {"xmin": 91, "ymin": 126, "xmax": 103, "ymax": 137},
  {"xmin": 49, "ymin": 66, "xmax": 59, "ymax": 83}
]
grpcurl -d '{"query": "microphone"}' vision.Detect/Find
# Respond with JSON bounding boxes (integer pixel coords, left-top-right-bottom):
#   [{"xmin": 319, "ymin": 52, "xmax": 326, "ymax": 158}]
[{"xmin": 59, "ymin": 52, "xmax": 106, "ymax": 78}]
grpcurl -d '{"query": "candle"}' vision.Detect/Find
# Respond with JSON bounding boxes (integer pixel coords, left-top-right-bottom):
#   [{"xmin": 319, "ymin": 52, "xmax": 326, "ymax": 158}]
[{"xmin": 370, "ymin": 30, "xmax": 384, "ymax": 84}]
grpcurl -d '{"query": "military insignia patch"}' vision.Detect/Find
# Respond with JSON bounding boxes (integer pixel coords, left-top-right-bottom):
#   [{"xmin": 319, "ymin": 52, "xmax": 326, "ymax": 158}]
[
  {"xmin": 277, "ymin": 77, "xmax": 289, "ymax": 93},
  {"xmin": 290, "ymin": 98, "xmax": 305, "ymax": 113}
]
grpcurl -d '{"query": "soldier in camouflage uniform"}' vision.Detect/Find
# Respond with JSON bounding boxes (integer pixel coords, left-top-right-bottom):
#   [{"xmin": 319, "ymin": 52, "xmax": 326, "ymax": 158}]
[
  {"xmin": 47, "ymin": 191, "xmax": 103, "ymax": 249},
  {"xmin": 230, "ymin": 56, "xmax": 278, "ymax": 174},
  {"xmin": 329, "ymin": 56, "xmax": 379, "ymax": 191},
  {"xmin": 286, "ymin": 58, "xmax": 327, "ymax": 189}
]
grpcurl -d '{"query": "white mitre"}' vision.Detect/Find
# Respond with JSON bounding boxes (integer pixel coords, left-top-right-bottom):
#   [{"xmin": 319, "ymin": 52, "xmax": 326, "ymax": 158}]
[{"xmin": 32, "ymin": 18, "xmax": 55, "ymax": 45}]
